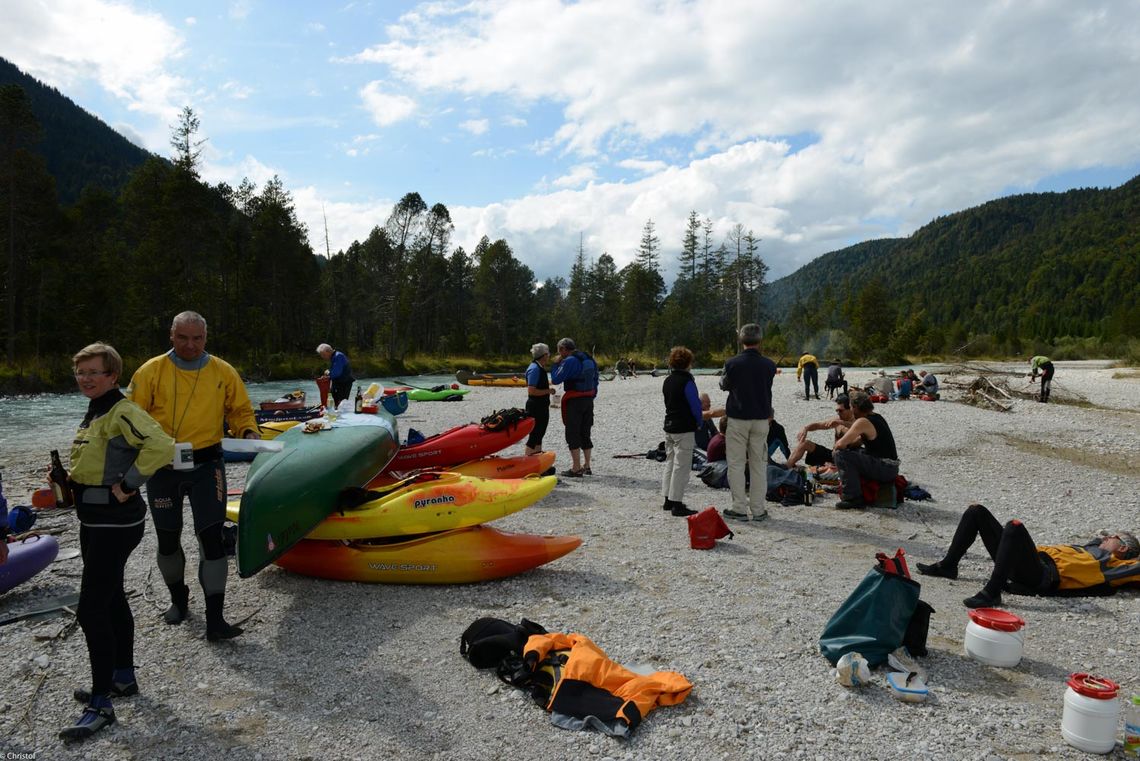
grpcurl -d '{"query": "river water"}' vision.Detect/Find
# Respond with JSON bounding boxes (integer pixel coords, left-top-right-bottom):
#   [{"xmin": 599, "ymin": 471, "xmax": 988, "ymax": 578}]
[{"xmin": 0, "ymin": 374, "xmax": 456, "ymax": 498}]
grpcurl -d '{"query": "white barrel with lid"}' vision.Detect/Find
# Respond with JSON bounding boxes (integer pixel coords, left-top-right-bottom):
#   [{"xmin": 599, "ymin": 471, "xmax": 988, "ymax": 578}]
[
  {"xmin": 964, "ymin": 607, "xmax": 1025, "ymax": 667},
  {"xmin": 1062, "ymin": 673, "xmax": 1120, "ymax": 754}
]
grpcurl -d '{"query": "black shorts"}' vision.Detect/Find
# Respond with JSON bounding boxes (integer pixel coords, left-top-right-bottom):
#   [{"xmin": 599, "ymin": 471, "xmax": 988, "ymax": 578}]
[
  {"xmin": 146, "ymin": 459, "xmax": 227, "ymax": 535},
  {"xmin": 525, "ymin": 398, "xmax": 550, "ymax": 448},
  {"xmin": 562, "ymin": 396, "xmax": 594, "ymax": 451},
  {"xmin": 804, "ymin": 444, "xmax": 834, "ymax": 467}
]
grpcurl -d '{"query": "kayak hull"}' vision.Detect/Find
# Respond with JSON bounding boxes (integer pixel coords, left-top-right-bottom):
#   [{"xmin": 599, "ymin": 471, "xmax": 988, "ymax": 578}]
[
  {"xmin": 383, "ymin": 419, "xmax": 535, "ymax": 473},
  {"xmin": 237, "ymin": 413, "xmax": 399, "ymax": 577},
  {"xmin": 0, "ymin": 535, "xmax": 59, "ymax": 594},
  {"xmin": 456, "ymin": 370, "xmax": 527, "ymax": 387},
  {"xmin": 308, "ymin": 473, "xmax": 556, "ymax": 540},
  {"xmin": 368, "ymin": 451, "xmax": 555, "ymax": 487},
  {"xmin": 275, "ymin": 525, "xmax": 581, "ymax": 584}
]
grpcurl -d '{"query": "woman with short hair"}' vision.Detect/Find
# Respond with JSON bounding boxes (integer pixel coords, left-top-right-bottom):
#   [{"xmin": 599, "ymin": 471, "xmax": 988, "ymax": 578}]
[
  {"xmin": 524, "ymin": 343, "xmax": 553, "ymax": 456},
  {"xmin": 62, "ymin": 343, "xmax": 174, "ymax": 741}
]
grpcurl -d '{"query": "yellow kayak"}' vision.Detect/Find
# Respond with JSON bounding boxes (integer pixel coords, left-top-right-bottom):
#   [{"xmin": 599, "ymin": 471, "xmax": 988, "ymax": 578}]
[{"xmin": 226, "ymin": 472, "xmax": 556, "ymax": 540}]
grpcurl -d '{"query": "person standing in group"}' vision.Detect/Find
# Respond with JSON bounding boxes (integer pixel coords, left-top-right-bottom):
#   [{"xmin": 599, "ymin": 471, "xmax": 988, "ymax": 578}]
[
  {"xmin": 719, "ymin": 324, "xmax": 777, "ymax": 523},
  {"xmin": 796, "ymin": 352, "xmax": 819, "ymax": 401},
  {"xmin": 60, "ymin": 343, "xmax": 174, "ymax": 741},
  {"xmin": 549, "ymin": 338, "xmax": 599, "ymax": 477},
  {"xmin": 524, "ymin": 343, "xmax": 554, "ymax": 456},
  {"xmin": 128, "ymin": 311, "xmax": 258, "ymax": 641},
  {"xmin": 1029, "ymin": 355, "xmax": 1054, "ymax": 403},
  {"xmin": 832, "ymin": 391, "xmax": 899, "ymax": 510},
  {"xmin": 317, "ymin": 343, "xmax": 354, "ymax": 407},
  {"xmin": 660, "ymin": 346, "xmax": 706, "ymax": 518}
]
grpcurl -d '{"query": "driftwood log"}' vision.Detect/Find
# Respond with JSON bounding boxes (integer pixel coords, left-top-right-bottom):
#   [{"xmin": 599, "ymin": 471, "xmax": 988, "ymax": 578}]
[{"xmin": 940, "ymin": 363, "xmax": 1088, "ymax": 411}]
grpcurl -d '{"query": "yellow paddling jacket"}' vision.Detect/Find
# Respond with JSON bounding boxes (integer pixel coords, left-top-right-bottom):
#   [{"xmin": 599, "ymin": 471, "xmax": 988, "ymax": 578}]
[
  {"xmin": 1040, "ymin": 543, "xmax": 1140, "ymax": 590},
  {"xmin": 69, "ymin": 390, "xmax": 174, "ymax": 525},
  {"xmin": 127, "ymin": 350, "xmax": 258, "ymax": 448},
  {"xmin": 523, "ymin": 632, "xmax": 692, "ymax": 738}
]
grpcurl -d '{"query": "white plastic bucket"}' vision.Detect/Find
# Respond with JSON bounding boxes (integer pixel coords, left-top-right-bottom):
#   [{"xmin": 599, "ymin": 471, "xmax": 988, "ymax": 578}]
[
  {"xmin": 963, "ymin": 608, "xmax": 1025, "ymax": 667},
  {"xmin": 1062, "ymin": 674, "xmax": 1120, "ymax": 755}
]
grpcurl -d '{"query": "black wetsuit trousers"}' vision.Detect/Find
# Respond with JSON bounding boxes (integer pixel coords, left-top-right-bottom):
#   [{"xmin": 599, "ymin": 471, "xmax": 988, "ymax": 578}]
[
  {"xmin": 942, "ymin": 504, "xmax": 1051, "ymax": 596},
  {"xmin": 525, "ymin": 397, "xmax": 550, "ymax": 448},
  {"xmin": 78, "ymin": 519, "xmax": 145, "ymax": 697},
  {"xmin": 802, "ymin": 364, "xmax": 818, "ymax": 399}
]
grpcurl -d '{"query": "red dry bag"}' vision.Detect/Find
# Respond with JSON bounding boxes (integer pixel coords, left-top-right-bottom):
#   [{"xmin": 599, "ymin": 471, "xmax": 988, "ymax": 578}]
[{"xmin": 687, "ymin": 507, "xmax": 734, "ymax": 550}]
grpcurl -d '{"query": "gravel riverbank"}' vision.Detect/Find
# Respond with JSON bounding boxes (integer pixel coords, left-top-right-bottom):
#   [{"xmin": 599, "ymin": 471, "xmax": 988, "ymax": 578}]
[{"xmin": 2, "ymin": 360, "xmax": 1138, "ymax": 760}]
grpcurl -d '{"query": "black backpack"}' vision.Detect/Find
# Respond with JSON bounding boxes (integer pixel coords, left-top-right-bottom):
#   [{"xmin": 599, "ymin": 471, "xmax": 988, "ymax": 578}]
[
  {"xmin": 479, "ymin": 408, "xmax": 531, "ymax": 432},
  {"xmin": 459, "ymin": 617, "xmax": 547, "ymax": 669}
]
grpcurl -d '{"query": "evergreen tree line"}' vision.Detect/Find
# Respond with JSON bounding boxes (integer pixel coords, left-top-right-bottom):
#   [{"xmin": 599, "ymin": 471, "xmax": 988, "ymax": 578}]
[{"xmin": 1, "ymin": 90, "xmax": 770, "ymax": 383}]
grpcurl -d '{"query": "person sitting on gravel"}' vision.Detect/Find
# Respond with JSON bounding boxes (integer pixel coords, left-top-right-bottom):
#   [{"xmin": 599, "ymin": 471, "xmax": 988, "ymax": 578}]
[
  {"xmin": 694, "ymin": 393, "xmax": 724, "ymax": 451},
  {"xmin": 918, "ymin": 504, "xmax": 1140, "ymax": 608},
  {"xmin": 706, "ymin": 417, "xmax": 728, "ymax": 462},
  {"xmin": 832, "ymin": 391, "xmax": 899, "ymax": 510},
  {"xmin": 785, "ymin": 393, "xmax": 855, "ymax": 470},
  {"xmin": 917, "ymin": 370, "xmax": 939, "ymax": 397}
]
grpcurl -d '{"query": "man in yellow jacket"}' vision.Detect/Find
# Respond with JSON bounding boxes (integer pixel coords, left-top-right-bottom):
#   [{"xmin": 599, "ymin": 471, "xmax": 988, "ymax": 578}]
[
  {"xmin": 796, "ymin": 353, "xmax": 819, "ymax": 401},
  {"xmin": 917, "ymin": 503, "xmax": 1140, "ymax": 608},
  {"xmin": 128, "ymin": 311, "xmax": 258, "ymax": 640}
]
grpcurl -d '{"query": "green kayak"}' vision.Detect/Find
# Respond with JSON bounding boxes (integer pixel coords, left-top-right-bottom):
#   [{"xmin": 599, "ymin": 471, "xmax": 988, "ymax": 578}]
[
  {"xmin": 406, "ymin": 387, "xmax": 469, "ymax": 402},
  {"xmin": 237, "ymin": 412, "xmax": 399, "ymax": 577}
]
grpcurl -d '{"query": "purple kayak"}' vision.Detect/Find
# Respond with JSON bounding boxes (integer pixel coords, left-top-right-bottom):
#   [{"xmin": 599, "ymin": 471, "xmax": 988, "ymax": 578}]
[{"xmin": 0, "ymin": 535, "xmax": 59, "ymax": 594}]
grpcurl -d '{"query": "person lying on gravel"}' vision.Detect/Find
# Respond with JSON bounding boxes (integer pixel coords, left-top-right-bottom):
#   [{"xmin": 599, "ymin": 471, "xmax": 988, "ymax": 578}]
[{"xmin": 917, "ymin": 503, "xmax": 1140, "ymax": 609}]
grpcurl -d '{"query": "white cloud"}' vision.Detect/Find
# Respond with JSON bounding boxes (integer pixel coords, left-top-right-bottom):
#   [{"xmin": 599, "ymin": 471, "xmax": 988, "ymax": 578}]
[
  {"xmin": 343, "ymin": 1, "xmax": 1140, "ymax": 280},
  {"xmin": 307, "ymin": 21, "xmax": 326, "ymax": 33},
  {"xmin": 221, "ymin": 80, "xmax": 253, "ymax": 100},
  {"xmin": 548, "ymin": 163, "xmax": 598, "ymax": 189},
  {"xmin": 503, "ymin": 115, "xmax": 527, "ymax": 128},
  {"xmin": 359, "ymin": 81, "xmax": 417, "ymax": 127},
  {"xmin": 619, "ymin": 158, "xmax": 668, "ymax": 175},
  {"xmin": 0, "ymin": 0, "xmax": 189, "ymax": 126},
  {"xmin": 292, "ymin": 187, "xmax": 393, "ymax": 257},
  {"xmin": 185, "ymin": 16, "xmax": 197, "ymax": 26},
  {"xmin": 459, "ymin": 118, "xmax": 489, "ymax": 135}
]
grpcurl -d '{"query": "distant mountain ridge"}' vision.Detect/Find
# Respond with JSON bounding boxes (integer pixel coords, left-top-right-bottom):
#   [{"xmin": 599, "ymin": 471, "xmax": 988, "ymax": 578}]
[
  {"xmin": 767, "ymin": 178, "xmax": 1140, "ymax": 343},
  {"xmin": 0, "ymin": 57, "xmax": 155, "ymax": 204}
]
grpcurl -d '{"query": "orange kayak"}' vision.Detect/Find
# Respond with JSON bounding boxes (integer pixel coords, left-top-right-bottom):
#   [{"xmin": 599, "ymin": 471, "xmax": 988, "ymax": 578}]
[
  {"xmin": 306, "ymin": 473, "xmax": 556, "ymax": 540},
  {"xmin": 275, "ymin": 525, "xmax": 582, "ymax": 584},
  {"xmin": 367, "ymin": 451, "xmax": 555, "ymax": 487}
]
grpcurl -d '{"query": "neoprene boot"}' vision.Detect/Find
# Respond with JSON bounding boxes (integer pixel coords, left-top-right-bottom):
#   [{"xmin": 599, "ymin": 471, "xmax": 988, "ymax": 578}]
[
  {"xmin": 205, "ymin": 593, "xmax": 243, "ymax": 641},
  {"xmin": 662, "ymin": 497, "xmax": 672, "ymax": 511},
  {"xmin": 163, "ymin": 584, "xmax": 189, "ymax": 625}
]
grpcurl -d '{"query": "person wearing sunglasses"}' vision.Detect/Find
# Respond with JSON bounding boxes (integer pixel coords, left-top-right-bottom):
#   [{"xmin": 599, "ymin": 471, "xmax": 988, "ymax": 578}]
[
  {"xmin": 918, "ymin": 503, "xmax": 1140, "ymax": 608},
  {"xmin": 785, "ymin": 393, "xmax": 856, "ymax": 470},
  {"xmin": 60, "ymin": 343, "xmax": 174, "ymax": 741}
]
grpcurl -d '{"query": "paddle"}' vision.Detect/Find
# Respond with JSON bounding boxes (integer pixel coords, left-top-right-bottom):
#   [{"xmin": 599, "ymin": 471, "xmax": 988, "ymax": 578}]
[{"xmin": 393, "ymin": 378, "xmax": 450, "ymax": 393}]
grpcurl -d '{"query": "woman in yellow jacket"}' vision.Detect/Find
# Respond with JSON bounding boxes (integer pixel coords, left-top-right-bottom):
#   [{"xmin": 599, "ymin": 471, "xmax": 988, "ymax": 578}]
[
  {"xmin": 61, "ymin": 343, "xmax": 173, "ymax": 742},
  {"xmin": 916, "ymin": 503, "xmax": 1140, "ymax": 609}
]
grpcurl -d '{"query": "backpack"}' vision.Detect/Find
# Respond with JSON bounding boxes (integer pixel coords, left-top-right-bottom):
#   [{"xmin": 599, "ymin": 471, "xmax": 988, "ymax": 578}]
[
  {"xmin": 698, "ymin": 460, "xmax": 729, "ymax": 489},
  {"xmin": 480, "ymin": 408, "xmax": 531, "ymax": 432},
  {"xmin": 765, "ymin": 465, "xmax": 810, "ymax": 505},
  {"xmin": 459, "ymin": 617, "xmax": 547, "ymax": 670}
]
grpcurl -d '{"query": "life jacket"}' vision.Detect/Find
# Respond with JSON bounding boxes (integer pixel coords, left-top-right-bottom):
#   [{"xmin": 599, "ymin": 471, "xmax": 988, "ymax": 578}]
[{"xmin": 562, "ymin": 351, "xmax": 599, "ymax": 394}]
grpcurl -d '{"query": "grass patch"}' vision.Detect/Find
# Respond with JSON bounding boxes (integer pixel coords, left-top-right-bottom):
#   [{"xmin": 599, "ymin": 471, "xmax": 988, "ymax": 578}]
[
  {"xmin": 1111, "ymin": 369, "xmax": 1140, "ymax": 379},
  {"xmin": 1000, "ymin": 434, "xmax": 1140, "ymax": 477}
]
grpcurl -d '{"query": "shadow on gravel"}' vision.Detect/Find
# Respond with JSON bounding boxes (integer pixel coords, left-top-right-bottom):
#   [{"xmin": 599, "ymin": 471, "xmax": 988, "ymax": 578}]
[
  {"xmin": 766, "ymin": 515, "xmax": 947, "ymax": 557},
  {"xmin": 923, "ymin": 642, "xmax": 1069, "ymax": 701}
]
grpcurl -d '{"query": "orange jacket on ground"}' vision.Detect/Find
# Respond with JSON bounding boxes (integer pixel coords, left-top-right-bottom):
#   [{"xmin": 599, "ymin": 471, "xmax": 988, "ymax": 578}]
[{"xmin": 524, "ymin": 632, "xmax": 692, "ymax": 738}]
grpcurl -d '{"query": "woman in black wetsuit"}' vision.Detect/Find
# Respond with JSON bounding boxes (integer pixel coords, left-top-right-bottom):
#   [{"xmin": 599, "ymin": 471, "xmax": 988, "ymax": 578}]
[
  {"xmin": 524, "ymin": 343, "xmax": 553, "ymax": 456},
  {"xmin": 60, "ymin": 343, "xmax": 173, "ymax": 741}
]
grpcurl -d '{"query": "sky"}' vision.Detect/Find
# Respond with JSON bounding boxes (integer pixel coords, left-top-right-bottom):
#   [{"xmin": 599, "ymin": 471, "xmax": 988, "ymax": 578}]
[{"xmin": 3, "ymin": 0, "xmax": 1140, "ymax": 283}]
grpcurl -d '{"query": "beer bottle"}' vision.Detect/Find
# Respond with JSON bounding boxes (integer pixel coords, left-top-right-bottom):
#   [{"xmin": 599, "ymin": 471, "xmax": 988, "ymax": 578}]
[
  {"xmin": 49, "ymin": 450, "xmax": 74, "ymax": 508},
  {"xmin": 353, "ymin": 386, "xmax": 363, "ymax": 414}
]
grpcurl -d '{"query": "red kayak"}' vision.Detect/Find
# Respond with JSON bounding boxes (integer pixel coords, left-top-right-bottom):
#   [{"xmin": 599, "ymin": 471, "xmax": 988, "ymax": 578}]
[{"xmin": 382, "ymin": 419, "xmax": 535, "ymax": 473}]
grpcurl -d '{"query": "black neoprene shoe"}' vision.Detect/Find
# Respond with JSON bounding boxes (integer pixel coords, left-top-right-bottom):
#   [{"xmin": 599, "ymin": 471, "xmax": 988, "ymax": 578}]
[
  {"xmin": 206, "ymin": 623, "xmax": 244, "ymax": 642},
  {"xmin": 671, "ymin": 504, "xmax": 697, "ymax": 517},
  {"xmin": 963, "ymin": 589, "xmax": 1002, "ymax": 609},
  {"xmin": 74, "ymin": 680, "xmax": 137, "ymax": 704},
  {"xmin": 59, "ymin": 705, "xmax": 116, "ymax": 741},
  {"xmin": 916, "ymin": 561, "xmax": 958, "ymax": 580}
]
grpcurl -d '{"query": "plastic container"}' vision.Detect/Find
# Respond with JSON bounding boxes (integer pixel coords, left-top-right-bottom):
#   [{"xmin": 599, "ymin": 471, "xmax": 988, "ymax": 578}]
[
  {"xmin": 1123, "ymin": 694, "xmax": 1140, "ymax": 756},
  {"xmin": 1062, "ymin": 674, "xmax": 1120, "ymax": 754},
  {"xmin": 964, "ymin": 607, "xmax": 1025, "ymax": 667}
]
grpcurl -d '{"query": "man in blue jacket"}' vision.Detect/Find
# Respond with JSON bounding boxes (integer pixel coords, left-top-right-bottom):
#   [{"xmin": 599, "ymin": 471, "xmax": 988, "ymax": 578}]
[
  {"xmin": 550, "ymin": 337, "xmax": 599, "ymax": 477},
  {"xmin": 317, "ymin": 343, "xmax": 355, "ymax": 406},
  {"xmin": 719, "ymin": 324, "xmax": 777, "ymax": 522}
]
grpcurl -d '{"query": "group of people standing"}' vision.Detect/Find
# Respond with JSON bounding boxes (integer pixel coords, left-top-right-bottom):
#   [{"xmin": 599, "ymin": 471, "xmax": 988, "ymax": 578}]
[
  {"xmin": 523, "ymin": 338, "xmax": 600, "ymax": 477},
  {"xmin": 0, "ymin": 311, "xmax": 258, "ymax": 741}
]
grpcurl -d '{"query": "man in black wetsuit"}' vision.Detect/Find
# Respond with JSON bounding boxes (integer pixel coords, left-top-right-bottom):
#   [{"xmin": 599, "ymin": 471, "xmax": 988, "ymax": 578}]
[{"xmin": 832, "ymin": 391, "xmax": 899, "ymax": 510}]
